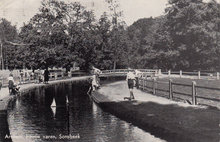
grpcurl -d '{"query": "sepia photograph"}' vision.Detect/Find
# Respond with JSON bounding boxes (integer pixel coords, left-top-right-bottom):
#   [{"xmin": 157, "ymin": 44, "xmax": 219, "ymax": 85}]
[{"xmin": 0, "ymin": 0, "xmax": 220, "ymax": 142}]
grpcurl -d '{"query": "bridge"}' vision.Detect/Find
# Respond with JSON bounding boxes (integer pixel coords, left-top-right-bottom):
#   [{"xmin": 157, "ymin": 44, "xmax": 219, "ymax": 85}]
[{"xmin": 100, "ymin": 69, "xmax": 161, "ymax": 77}]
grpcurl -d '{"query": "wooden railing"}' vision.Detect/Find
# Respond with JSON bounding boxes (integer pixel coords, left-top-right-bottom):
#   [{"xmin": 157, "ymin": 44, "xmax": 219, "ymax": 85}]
[
  {"xmin": 162, "ymin": 70, "xmax": 220, "ymax": 80},
  {"xmin": 100, "ymin": 69, "xmax": 160, "ymax": 77},
  {"xmin": 138, "ymin": 78, "xmax": 220, "ymax": 107},
  {"xmin": 0, "ymin": 69, "xmax": 76, "ymax": 87}
]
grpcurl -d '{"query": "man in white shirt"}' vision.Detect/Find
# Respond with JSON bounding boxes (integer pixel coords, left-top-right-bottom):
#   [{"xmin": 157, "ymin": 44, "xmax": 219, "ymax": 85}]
[
  {"xmin": 135, "ymin": 70, "xmax": 142, "ymax": 89},
  {"xmin": 125, "ymin": 71, "xmax": 136, "ymax": 100},
  {"xmin": 92, "ymin": 66, "xmax": 102, "ymax": 75}
]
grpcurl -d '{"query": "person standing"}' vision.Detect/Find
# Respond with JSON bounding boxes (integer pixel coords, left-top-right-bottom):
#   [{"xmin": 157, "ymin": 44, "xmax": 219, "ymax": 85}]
[
  {"xmin": 20, "ymin": 70, "xmax": 24, "ymax": 84},
  {"xmin": 44, "ymin": 68, "xmax": 50, "ymax": 84},
  {"xmin": 36, "ymin": 69, "xmax": 42, "ymax": 83},
  {"xmin": 135, "ymin": 70, "xmax": 141, "ymax": 89},
  {"xmin": 8, "ymin": 73, "xmax": 14, "ymax": 94},
  {"xmin": 125, "ymin": 71, "xmax": 136, "ymax": 100},
  {"xmin": 0, "ymin": 76, "xmax": 2, "ymax": 90},
  {"xmin": 93, "ymin": 67, "xmax": 101, "ymax": 88},
  {"xmin": 87, "ymin": 75, "xmax": 99, "ymax": 95}
]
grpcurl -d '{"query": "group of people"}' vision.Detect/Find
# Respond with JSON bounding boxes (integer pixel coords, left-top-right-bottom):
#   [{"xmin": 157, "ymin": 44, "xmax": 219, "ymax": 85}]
[
  {"xmin": 87, "ymin": 67, "xmax": 142, "ymax": 101},
  {"xmin": 19, "ymin": 69, "xmax": 50, "ymax": 84},
  {"xmin": 6, "ymin": 66, "xmax": 141, "ymax": 99},
  {"xmin": 6, "ymin": 68, "xmax": 50, "ymax": 96}
]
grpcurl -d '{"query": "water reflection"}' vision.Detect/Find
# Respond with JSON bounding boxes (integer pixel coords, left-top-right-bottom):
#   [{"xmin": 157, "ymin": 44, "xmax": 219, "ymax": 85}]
[
  {"xmin": 0, "ymin": 110, "xmax": 12, "ymax": 142},
  {"xmin": 7, "ymin": 82, "xmax": 165, "ymax": 142}
]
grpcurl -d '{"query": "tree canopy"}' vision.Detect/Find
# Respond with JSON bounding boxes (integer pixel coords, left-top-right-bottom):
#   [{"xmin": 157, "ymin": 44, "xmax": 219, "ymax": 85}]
[{"xmin": 0, "ymin": 0, "xmax": 219, "ymax": 71}]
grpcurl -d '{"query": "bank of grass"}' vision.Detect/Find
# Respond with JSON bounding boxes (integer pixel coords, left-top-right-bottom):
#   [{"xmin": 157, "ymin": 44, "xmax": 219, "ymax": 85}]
[
  {"xmin": 99, "ymin": 101, "xmax": 220, "ymax": 142},
  {"xmin": 145, "ymin": 78, "xmax": 220, "ymax": 108}
]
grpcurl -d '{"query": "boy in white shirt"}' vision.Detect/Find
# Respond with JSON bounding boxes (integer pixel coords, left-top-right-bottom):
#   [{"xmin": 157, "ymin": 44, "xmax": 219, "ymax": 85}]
[{"xmin": 125, "ymin": 71, "xmax": 136, "ymax": 100}]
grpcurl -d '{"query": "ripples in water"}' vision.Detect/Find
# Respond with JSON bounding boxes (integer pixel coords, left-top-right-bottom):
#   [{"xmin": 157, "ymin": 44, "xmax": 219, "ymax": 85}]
[{"xmin": 7, "ymin": 83, "xmax": 166, "ymax": 142}]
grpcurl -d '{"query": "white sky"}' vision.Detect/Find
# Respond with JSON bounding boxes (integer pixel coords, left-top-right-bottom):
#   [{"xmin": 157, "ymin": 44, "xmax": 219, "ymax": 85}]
[{"xmin": 0, "ymin": 0, "xmax": 219, "ymax": 28}]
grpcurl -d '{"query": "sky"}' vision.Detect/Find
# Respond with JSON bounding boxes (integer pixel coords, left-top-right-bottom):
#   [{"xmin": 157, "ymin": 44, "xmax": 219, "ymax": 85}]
[{"xmin": 0, "ymin": 0, "xmax": 219, "ymax": 28}]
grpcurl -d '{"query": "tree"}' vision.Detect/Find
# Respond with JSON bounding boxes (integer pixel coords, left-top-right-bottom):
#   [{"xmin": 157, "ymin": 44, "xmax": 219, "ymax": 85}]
[
  {"xmin": 105, "ymin": 0, "xmax": 126, "ymax": 69},
  {"xmin": 0, "ymin": 18, "xmax": 19, "ymax": 70},
  {"xmin": 19, "ymin": 0, "xmax": 99, "ymax": 70},
  {"xmin": 92, "ymin": 12, "xmax": 112, "ymax": 69},
  {"xmin": 164, "ymin": 0, "xmax": 220, "ymax": 70}
]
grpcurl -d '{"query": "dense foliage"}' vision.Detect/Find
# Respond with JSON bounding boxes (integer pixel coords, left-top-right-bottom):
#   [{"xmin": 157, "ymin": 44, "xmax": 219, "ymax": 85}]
[
  {"xmin": 0, "ymin": 0, "xmax": 219, "ymax": 71},
  {"xmin": 126, "ymin": 0, "xmax": 220, "ymax": 71}
]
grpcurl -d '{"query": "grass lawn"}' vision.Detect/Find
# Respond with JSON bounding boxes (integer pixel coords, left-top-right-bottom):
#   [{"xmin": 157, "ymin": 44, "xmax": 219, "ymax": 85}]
[{"xmin": 141, "ymin": 78, "xmax": 220, "ymax": 108}]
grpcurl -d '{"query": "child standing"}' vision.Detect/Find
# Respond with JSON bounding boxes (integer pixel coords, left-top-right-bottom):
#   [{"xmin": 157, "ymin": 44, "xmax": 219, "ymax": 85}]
[{"xmin": 8, "ymin": 73, "xmax": 14, "ymax": 94}]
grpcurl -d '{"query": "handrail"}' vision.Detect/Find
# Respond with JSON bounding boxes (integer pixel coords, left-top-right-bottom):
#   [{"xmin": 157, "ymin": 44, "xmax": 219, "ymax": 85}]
[
  {"xmin": 155, "ymin": 88, "xmax": 169, "ymax": 93},
  {"xmin": 101, "ymin": 69, "xmax": 159, "ymax": 74},
  {"xmin": 196, "ymin": 96, "xmax": 220, "ymax": 102},
  {"xmin": 196, "ymin": 85, "xmax": 220, "ymax": 91},
  {"xmin": 172, "ymin": 82, "xmax": 192, "ymax": 87},
  {"xmin": 138, "ymin": 77, "xmax": 220, "ymax": 106},
  {"xmin": 172, "ymin": 91, "xmax": 191, "ymax": 97}
]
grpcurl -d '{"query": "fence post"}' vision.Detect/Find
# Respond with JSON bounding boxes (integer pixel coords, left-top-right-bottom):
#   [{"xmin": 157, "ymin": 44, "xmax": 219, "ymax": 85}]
[
  {"xmin": 68, "ymin": 71, "xmax": 72, "ymax": 78},
  {"xmin": 169, "ymin": 79, "xmax": 173, "ymax": 100},
  {"xmin": 168, "ymin": 70, "xmax": 171, "ymax": 77},
  {"xmin": 198, "ymin": 71, "xmax": 200, "ymax": 79},
  {"xmin": 158, "ymin": 69, "xmax": 161, "ymax": 75},
  {"xmin": 153, "ymin": 78, "xmax": 156, "ymax": 94},
  {"xmin": 180, "ymin": 70, "xmax": 182, "ymax": 78},
  {"xmin": 55, "ymin": 73, "xmax": 57, "ymax": 80},
  {"xmin": 217, "ymin": 72, "xmax": 219, "ymax": 80},
  {"xmin": 62, "ymin": 72, "xmax": 64, "ymax": 78},
  {"xmin": 192, "ymin": 81, "xmax": 197, "ymax": 105},
  {"xmin": 28, "ymin": 74, "xmax": 31, "ymax": 83},
  {"xmin": 141, "ymin": 78, "xmax": 143, "ymax": 90},
  {"xmin": 143, "ymin": 79, "xmax": 145, "ymax": 90}
]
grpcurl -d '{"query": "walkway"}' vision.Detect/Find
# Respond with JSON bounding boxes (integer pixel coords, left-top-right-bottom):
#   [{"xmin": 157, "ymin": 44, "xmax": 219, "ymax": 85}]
[{"xmin": 92, "ymin": 81, "xmax": 220, "ymax": 142}]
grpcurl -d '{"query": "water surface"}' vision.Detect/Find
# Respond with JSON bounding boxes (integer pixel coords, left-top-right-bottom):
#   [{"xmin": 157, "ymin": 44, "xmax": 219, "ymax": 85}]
[{"xmin": 7, "ymin": 82, "xmax": 166, "ymax": 142}]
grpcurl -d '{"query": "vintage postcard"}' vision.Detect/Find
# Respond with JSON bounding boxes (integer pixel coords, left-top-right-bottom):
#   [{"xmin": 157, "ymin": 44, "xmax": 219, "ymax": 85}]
[{"xmin": 0, "ymin": 0, "xmax": 219, "ymax": 142}]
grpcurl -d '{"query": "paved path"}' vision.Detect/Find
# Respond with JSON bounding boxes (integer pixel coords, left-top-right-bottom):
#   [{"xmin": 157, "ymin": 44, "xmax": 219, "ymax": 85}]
[
  {"xmin": 92, "ymin": 81, "xmax": 220, "ymax": 142},
  {"xmin": 97, "ymin": 81, "xmax": 204, "ymax": 108}
]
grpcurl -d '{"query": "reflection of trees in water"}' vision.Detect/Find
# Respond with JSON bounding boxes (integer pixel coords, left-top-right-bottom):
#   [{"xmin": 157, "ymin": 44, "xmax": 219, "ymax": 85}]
[
  {"xmin": 5, "ymin": 82, "xmax": 89, "ymax": 141},
  {"xmin": 68, "ymin": 82, "xmax": 95, "ymax": 140},
  {"xmin": 0, "ymin": 110, "xmax": 12, "ymax": 142},
  {"xmin": 5, "ymin": 81, "xmax": 160, "ymax": 142}
]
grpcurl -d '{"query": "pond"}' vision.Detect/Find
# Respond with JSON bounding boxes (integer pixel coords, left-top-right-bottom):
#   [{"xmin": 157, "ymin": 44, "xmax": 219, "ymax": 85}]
[{"xmin": 6, "ymin": 82, "xmax": 166, "ymax": 142}]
